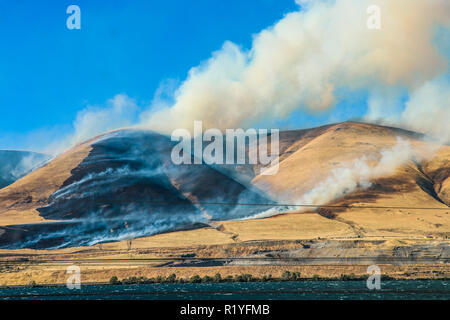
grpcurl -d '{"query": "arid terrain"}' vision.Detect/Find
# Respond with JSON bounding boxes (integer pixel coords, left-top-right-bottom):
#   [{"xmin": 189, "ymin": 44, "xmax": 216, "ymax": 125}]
[{"xmin": 0, "ymin": 122, "xmax": 448, "ymax": 285}]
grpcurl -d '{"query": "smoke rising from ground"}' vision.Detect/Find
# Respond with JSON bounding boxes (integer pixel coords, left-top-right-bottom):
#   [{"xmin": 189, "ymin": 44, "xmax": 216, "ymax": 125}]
[
  {"xmin": 298, "ymin": 137, "xmax": 415, "ymax": 206},
  {"xmin": 249, "ymin": 137, "xmax": 417, "ymax": 219},
  {"xmin": 0, "ymin": 151, "xmax": 50, "ymax": 188},
  {"xmin": 10, "ymin": 153, "xmax": 49, "ymax": 178}
]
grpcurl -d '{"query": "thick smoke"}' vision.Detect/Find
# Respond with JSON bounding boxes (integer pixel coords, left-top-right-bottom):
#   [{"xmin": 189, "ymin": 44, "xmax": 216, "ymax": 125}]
[
  {"xmin": 141, "ymin": 0, "xmax": 449, "ymax": 135},
  {"xmin": 400, "ymin": 79, "xmax": 450, "ymax": 144}
]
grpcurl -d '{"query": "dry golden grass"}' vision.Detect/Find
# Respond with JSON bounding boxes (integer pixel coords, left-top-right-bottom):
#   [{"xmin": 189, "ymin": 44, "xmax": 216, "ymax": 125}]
[
  {"xmin": 339, "ymin": 209, "xmax": 450, "ymax": 237},
  {"xmin": 100, "ymin": 227, "xmax": 236, "ymax": 249},
  {"xmin": 220, "ymin": 213, "xmax": 356, "ymax": 242}
]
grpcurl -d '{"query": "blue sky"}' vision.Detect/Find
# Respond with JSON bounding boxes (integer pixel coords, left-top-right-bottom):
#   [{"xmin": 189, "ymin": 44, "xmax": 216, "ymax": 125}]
[{"xmin": 0, "ymin": 0, "xmax": 313, "ymax": 150}]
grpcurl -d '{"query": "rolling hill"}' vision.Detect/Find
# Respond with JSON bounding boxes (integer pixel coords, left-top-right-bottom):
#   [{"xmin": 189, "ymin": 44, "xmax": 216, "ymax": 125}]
[
  {"xmin": 0, "ymin": 130, "xmax": 272, "ymax": 249},
  {"xmin": 0, "ymin": 122, "xmax": 448, "ymax": 249}
]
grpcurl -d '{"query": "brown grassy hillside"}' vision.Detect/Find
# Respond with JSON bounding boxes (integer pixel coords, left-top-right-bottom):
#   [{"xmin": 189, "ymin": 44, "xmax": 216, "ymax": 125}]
[{"xmin": 0, "ymin": 122, "xmax": 448, "ymax": 247}]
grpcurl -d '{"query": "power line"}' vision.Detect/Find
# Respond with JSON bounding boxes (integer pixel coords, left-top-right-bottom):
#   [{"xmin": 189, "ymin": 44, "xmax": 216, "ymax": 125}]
[
  {"xmin": 192, "ymin": 202, "xmax": 450, "ymax": 210},
  {"xmin": 43, "ymin": 199, "xmax": 450, "ymax": 211}
]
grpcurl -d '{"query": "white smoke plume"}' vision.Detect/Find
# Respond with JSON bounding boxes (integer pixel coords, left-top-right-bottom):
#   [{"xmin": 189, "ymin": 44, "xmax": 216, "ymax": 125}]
[
  {"xmin": 298, "ymin": 137, "xmax": 415, "ymax": 206},
  {"xmin": 400, "ymin": 78, "xmax": 450, "ymax": 144},
  {"xmin": 248, "ymin": 137, "xmax": 416, "ymax": 219},
  {"xmin": 141, "ymin": 0, "xmax": 449, "ymax": 134}
]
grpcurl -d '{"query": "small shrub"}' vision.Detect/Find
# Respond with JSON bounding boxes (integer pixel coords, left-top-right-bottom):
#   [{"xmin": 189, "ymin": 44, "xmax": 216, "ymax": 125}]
[
  {"xmin": 234, "ymin": 274, "xmax": 253, "ymax": 282},
  {"xmin": 166, "ymin": 274, "xmax": 177, "ymax": 283},
  {"xmin": 291, "ymin": 272, "xmax": 301, "ymax": 280},
  {"xmin": 109, "ymin": 276, "xmax": 121, "ymax": 285},
  {"xmin": 282, "ymin": 271, "xmax": 291, "ymax": 281},
  {"xmin": 214, "ymin": 273, "xmax": 222, "ymax": 282},
  {"xmin": 142, "ymin": 277, "xmax": 155, "ymax": 284},
  {"xmin": 189, "ymin": 275, "xmax": 202, "ymax": 283},
  {"xmin": 122, "ymin": 276, "xmax": 139, "ymax": 284},
  {"xmin": 340, "ymin": 273, "xmax": 357, "ymax": 281},
  {"xmin": 262, "ymin": 274, "xmax": 273, "ymax": 282}
]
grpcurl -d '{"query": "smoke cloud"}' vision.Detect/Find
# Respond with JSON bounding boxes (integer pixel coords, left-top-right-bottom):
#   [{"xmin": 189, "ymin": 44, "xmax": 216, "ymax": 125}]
[
  {"xmin": 19, "ymin": 0, "xmax": 448, "ymax": 155},
  {"xmin": 400, "ymin": 78, "xmax": 450, "ymax": 144},
  {"xmin": 140, "ymin": 0, "xmax": 449, "ymax": 135}
]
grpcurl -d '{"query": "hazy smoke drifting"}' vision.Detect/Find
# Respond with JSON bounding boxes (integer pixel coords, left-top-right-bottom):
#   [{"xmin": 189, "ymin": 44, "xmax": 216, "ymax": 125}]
[
  {"xmin": 401, "ymin": 79, "xmax": 450, "ymax": 144},
  {"xmin": 72, "ymin": 95, "xmax": 139, "ymax": 145},
  {"xmin": 248, "ymin": 137, "xmax": 416, "ymax": 219},
  {"xmin": 141, "ymin": 0, "xmax": 449, "ymax": 134},
  {"xmin": 0, "ymin": 151, "xmax": 50, "ymax": 188},
  {"xmin": 10, "ymin": 153, "xmax": 49, "ymax": 178},
  {"xmin": 42, "ymin": 94, "xmax": 139, "ymax": 155},
  {"xmin": 297, "ymin": 137, "xmax": 415, "ymax": 206}
]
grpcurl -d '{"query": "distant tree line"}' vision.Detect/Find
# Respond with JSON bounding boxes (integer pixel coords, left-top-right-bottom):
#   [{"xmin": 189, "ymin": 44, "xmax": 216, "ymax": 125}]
[{"xmin": 108, "ymin": 271, "xmax": 395, "ymax": 285}]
